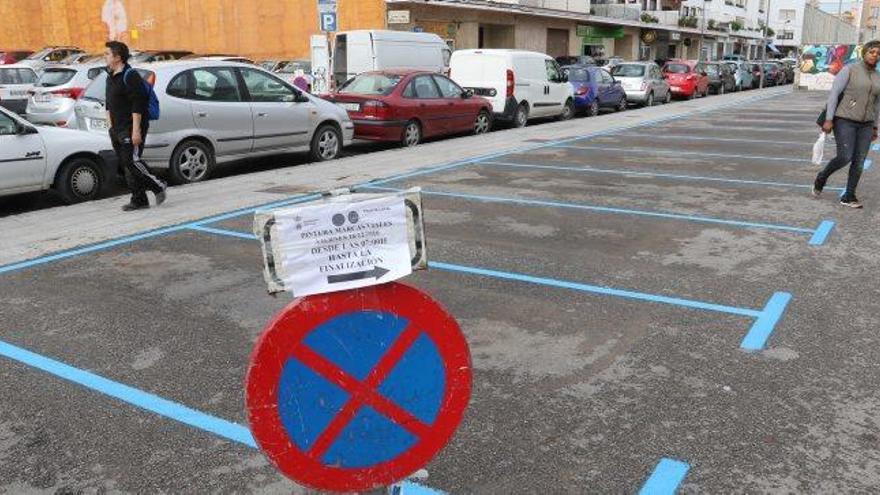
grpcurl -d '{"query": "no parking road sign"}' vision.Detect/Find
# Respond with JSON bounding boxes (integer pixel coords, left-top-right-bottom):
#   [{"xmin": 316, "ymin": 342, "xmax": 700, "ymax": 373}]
[{"xmin": 246, "ymin": 282, "xmax": 472, "ymax": 492}]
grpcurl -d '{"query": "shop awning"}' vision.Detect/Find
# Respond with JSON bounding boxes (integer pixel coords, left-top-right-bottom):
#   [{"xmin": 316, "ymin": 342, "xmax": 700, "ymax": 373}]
[{"xmin": 766, "ymin": 42, "xmax": 781, "ymax": 54}]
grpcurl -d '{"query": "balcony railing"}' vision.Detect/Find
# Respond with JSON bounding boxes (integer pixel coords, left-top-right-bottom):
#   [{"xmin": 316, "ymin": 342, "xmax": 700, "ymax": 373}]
[
  {"xmin": 591, "ymin": 3, "xmax": 641, "ymax": 21},
  {"xmin": 489, "ymin": 0, "xmax": 590, "ymax": 14}
]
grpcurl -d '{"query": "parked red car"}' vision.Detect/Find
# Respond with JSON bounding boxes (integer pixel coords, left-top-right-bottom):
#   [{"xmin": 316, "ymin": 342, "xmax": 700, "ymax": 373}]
[
  {"xmin": 0, "ymin": 50, "xmax": 33, "ymax": 65},
  {"xmin": 662, "ymin": 60, "xmax": 710, "ymax": 99},
  {"xmin": 327, "ymin": 70, "xmax": 493, "ymax": 147}
]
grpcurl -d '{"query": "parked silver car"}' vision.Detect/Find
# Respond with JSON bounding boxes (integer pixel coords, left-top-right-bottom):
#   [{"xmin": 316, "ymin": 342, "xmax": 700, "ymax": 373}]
[
  {"xmin": 75, "ymin": 61, "xmax": 354, "ymax": 184},
  {"xmin": 610, "ymin": 62, "xmax": 671, "ymax": 107},
  {"xmin": 0, "ymin": 64, "xmax": 38, "ymax": 114},
  {"xmin": 723, "ymin": 61, "xmax": 754, "ymax": 91},
  {"xmin": 19, "ymin": 46, "xmax": 85, "ymax": 72},
  {"xmin": 26, "ymin": 62, "xmax": 105, "ymax": 128}
]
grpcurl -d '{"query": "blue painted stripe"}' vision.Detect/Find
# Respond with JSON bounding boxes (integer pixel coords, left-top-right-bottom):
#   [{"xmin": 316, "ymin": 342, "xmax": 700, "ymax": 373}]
[
  {"xmin": 0, "ymin": 339, "xmax": 257, "ymax": 448},
  {"xmin": 639, "ymin": 458, "xmax": 690, "ymax": 495},
  {"xmin": 553, "ymin": 144, "xmax": 812, "ymax": 163},
  {"xmin": 872, "ymin": 143, "xmax": 880, "ymax": 152},
  {"xmin": 740, "ymin": 292, "xmax": 792, "ymax": 350},
  {"xmin": 612, "ymin": 133, "xmax": 835, "ymax": 147},
  {"xmin": 808, "ymin": 220, "xmax": 835, "ymax": 246},
  {"xmin": 189, "ymin": 225, "xmax": 257, "ymax": 240},
  {"xmin": 865, "ymin": 159, "xmax": 873, "ymax": 170},
  {"xmin": 0, "ymin": 225, "xmax": 186, "ymax": 276},
  {"xmin": 482, "ymin": 161, "xmax": 846, "ymax": 192},
  {"xmin": 393, "ymin": 481, "xmax": 446, "ymax": 495},
  {"xmin": 183, "ymin": 225, "xmax": 768, "ymax": 319},
  {"xmin": 429, "ymin": 261, "xmax": 762, "ymax": 317},
  {"xmin": 189, "ymin": 193, "xmax": 323, "ymax": 226},
  {"xmin": 365, "ymin": 186, "xmax": 816, "ymax": 236}
]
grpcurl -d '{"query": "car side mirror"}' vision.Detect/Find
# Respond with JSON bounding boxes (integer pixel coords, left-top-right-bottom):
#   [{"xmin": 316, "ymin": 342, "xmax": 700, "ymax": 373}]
[
  {"xmin": 462, "ymin": 89, "xmax": 474, "ymax": 99},
  {"xmin": 293, "ymin": 92, "xmax": 310, "ymax": 103}
]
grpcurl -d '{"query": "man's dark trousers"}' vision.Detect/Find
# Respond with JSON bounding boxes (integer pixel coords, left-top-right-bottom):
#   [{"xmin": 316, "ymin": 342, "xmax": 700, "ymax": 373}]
[{"xmin": 110, "ymin": 123, "xmax": 164, "ymax": 207}]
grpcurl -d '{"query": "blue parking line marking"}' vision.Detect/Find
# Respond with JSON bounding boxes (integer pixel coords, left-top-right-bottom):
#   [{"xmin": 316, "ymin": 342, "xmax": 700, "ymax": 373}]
[
  {"xmin": 865, "ymin": 159, "xmax": 873, "ymax": 170},
  {"xmin": 612, "ymin": 133, "xmax": 835, "ymax": 147},
  {"xmin": 639, "ymin": 458, "xmax": 690, "ymax": 495},
  {"xmin": 0, "ymin": 339, "xmax": 257, "ymax": 448},
  {"xmin": 187, "ymin": 230, "xmax": 790, "ymax": 348},
  {"xmin": 190, "ymin": 225, "xmax": 257, "ymax": 240},
  {"xmin": 740, "ymin": 292, "xmax": 793, "ymax": 350},
  {"xmin": 365, "ymin": 186, "xmax": 823, "ymax": 241},
  {"xmin": 872, "ymin": 144, "xmax": 880, "ymax": 152},
  {"xmin": 553, "ymin": 144, "xmax": 812, "ymax": 163},
  {"xmin": 808, "ymin": 221, "xmax": 836, "ymax": 246},
  {"xmin": 190, "ymin": 193, "xmax": 323, "ymax": 226},
  {"xmin": 481, "ymin": 161, "xmax": 846, "ymax": 192},
  {"xmin": 0, "ymin": 338, "xmax": 446, "ymax": 493},
  {"xmin": 0, "ymin": 225, "xmax": 187, "ymax": 276}
]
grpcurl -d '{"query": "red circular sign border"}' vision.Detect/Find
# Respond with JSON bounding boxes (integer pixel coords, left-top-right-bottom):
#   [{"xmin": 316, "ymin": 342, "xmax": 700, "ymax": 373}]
[{"xmin": 246, "ymin": 282, "xmax": 472, "ymax": 492}]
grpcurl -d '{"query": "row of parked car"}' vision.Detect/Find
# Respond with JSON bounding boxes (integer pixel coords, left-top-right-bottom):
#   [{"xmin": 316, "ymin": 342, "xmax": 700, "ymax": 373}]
[{"xmin": 0, "ymin": 43, "xmax": 792, "ymax": 207}]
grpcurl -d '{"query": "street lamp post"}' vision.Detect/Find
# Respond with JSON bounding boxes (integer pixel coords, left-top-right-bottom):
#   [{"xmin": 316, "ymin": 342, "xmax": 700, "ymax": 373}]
[
  {"xmin": 699, "ymin": 3, "xmax": 707, "ymax": 61},
  {"xmin": 760, "ymin": 0, "xmax": 771, "ymax": 88}
]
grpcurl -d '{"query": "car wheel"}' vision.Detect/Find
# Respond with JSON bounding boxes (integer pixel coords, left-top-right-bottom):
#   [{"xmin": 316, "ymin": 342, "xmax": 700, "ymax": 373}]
[
  {"xmin": 402, "ymin": 120, "xmax": 421, "ymax": 147},
  {"xmin": 559, "ymin": 99, "xmax": 574, "ymax": 121},
  {"xmin": 665, "ymin": 90, "xmax": 672, "ymax": 104},
  {"xmin": 587, "ymin": 100, "xmax": 599, "ymax": 117},
  {"xmin": 55, "ymin": 157, "xmax": 103, "ymax": 204},
  {"xmin": 616, "ymin": 97, "xmax": 627, "ymax": 112},
  {"xmin": 310, "ymin": 124, "xmax": 342, "ymax": 162},
  {"xmin": 513, "ymin": 103, "xmax": 529, "ymax": 128},
  {"xmin": 170, "ymin": 139, "xmax": 213, "ymax": 184},
  {"xmin": 645, "ymin": 92, "xmax": 654, "ymax": 107},
  {"xmin": 474, "ymin": 110, "xmax": 491, "ymax": 135}
]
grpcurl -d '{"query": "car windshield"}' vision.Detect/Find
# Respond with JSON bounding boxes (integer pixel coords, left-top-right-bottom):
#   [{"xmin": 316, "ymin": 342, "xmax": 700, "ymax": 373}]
[
  {"xmin": 566, "ymin": 68, "xmax": 591, "ymax": 81},
  {"xmin": 611, "ymin": 64, "xmax": 645, "ymax": 77},
  {"xmin": 280, "ymin": 62, "xmax": 310, "ymax": 74},
  {"xmin": 37, "ymin": 68, "xmax": 77, "ymax": 87},
  {"xmin": 763, "ymin": 64, "xmax": 776, "ymax": 70},
  {"xmin": 705, "ymin": 65, "xmax": 720, "ymax": 75},
  {"xmin": 25, "ymin": 48, "xmax": 53, "ymax": 60},
  {"xmin": 338, "ymin": 73, "xmax": 402, "ymax": 95},
  {"xmin": 664, "ymin": 63, "xmax": 689, "ymax": 74}
]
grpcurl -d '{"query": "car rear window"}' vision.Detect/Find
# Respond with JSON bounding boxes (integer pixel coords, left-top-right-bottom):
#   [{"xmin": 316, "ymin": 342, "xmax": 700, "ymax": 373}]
[
  {"xmin": 81, "ymin": 68, "xmax": 153, "ymax": 103},
  {"xmin": 664, "ymin": 63, "xmax": 690, "ymax": 74},
  {"xmin": 0, "ymin": 68, "xmax": 36, "ymax": 84},
  {"xmin": 566, "ymin": 68, "xmax": 591, "ymax": 81},
  {"xmin": 705, "ymin": 65, "xmax": 720, "ymax": 74},
  {"xmin": 338, "ymin": 73, "xmax": 402, "ymax": 95},
  {"xmin": 37, "ymin": 68, "xmax": 77, "ymax": 87},
  {"xmin": 612, "ymin": 64, "xmax": 645, "ymax": 77}
]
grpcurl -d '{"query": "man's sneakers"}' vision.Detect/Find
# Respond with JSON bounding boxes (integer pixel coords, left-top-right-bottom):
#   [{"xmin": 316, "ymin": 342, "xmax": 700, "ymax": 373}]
[
  {"xmin": 812, "ymin": 176, "xmax": 825, "ymax": 198},
  {"xmin": 155, "ymin": 187, "xmax": 167, "ymax": 207},
  {"xmin": 840, "ymin": 197, "xmax": 864, "ymax": 209},
  {"xmin": 121, "ymin": 202, "xmax": 149, "ymax": 212}
]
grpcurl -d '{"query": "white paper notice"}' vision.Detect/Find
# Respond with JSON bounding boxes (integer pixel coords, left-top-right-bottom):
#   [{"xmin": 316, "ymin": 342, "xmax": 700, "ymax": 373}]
[{"xmin": 273, "ymin": 195, "xmax": 412, "ymax": 297}]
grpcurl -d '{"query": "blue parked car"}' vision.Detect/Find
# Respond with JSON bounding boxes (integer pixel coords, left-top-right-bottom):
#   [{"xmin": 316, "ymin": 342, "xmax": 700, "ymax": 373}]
[{"xmin": 562, "ymin": 64, "xmax": 627, "ymax": 117}]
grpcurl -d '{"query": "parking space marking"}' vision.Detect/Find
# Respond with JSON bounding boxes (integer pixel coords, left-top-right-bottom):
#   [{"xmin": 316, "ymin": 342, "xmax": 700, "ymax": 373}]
[
  {"xmin": 553, "ymin": 145, "xmax": 813, "ymax": 164},
  {"xmin": 865, "ymin": 159, "xmax": 873, "ymax": 171},
  {"xmin": 643, "ymin": 125, "xmax": 820, "ymax": 135},
  {"xmin": 872, "ymin": 143, "xmax": 880, "ymax": 152},
  {"xmin": 190, "ymin": 225, "xmax": 259, "ymax": 240},
  {"xmin": 364, "ymin": 186, "xmax": 835, "ymax": 245},
  {"xmin": 639, "ymin": 458, "xmax": 690, "ymax": 495},
  {"xmin": 610, "ymin": 134, "xmax": 834, "ymax": 147},
  {"xmin": 0, "ymin": 339, "xmax": 257, "ymax": 447},
  {"xmin": 184, "ymin": 226, "xmax": 791, "ymax": 350},
  {"xmin": 480, "ymin": 161, "xmax": 846, "ymax": 192}
]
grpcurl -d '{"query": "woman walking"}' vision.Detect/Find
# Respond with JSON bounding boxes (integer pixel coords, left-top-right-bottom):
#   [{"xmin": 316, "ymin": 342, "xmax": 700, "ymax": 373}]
[{"xmin": 813, "ymin": 40, "xmax": 880, "ymax": 208}]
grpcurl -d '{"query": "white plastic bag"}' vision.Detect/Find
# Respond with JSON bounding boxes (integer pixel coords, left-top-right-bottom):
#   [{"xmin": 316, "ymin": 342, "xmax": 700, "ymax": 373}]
[{"xmin": 811, "ymin": 132, "xmax": 826, "ymax": 166}]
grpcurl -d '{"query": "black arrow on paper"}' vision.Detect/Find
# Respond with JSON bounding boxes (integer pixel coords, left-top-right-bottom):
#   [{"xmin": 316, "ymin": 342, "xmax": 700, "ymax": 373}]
[{"xmin": 327, "ymin": 266, "xmax": 390, "ymax": 284}]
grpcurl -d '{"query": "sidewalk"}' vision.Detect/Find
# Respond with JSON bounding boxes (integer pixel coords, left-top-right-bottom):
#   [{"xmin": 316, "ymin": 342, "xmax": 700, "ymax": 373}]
[{"xmin": 0, "ymin": 87, "xmax": 790, "ymax": 267}]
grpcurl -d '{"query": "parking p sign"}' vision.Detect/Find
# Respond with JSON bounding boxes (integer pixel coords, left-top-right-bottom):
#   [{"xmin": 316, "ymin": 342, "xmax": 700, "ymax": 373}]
[{"xmin": 320, "ymin": 12, "xmax": 337, "ymax": 32}]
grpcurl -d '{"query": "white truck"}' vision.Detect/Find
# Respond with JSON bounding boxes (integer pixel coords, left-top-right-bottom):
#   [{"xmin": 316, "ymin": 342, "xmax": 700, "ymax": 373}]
[{"xmin": 315, "ymin": 30, "xmax": 451, "ymax": 90}]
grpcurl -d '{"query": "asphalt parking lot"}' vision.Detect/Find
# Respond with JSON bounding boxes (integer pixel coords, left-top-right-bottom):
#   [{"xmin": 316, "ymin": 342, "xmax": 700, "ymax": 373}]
[{"xmin": 2, "ymin": 88, "xmax": 880, "ymax": 493}]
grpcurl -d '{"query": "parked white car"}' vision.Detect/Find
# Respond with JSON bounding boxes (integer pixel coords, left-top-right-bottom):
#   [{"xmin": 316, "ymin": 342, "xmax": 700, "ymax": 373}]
[
  {"xmin": 75, "ymin": 61, "xmax": 354, "ymax": 184},
  {"xmin": 0, "ymin": 64, "xmax": 38, "ymax": 114},
  {"xmin": 0, "ymin": 106, "xmax": 116, "ymax": 203},
  {"xmin": 449, "ymin": 49, "xmax": 575, "ymax": 127},
  {"xmin": 26, "ymin": 62, "xmax": 105, "ymax": 128},
  {"xmin": 330, "ymin": 30, "xmax": 451, "ymax": 88}
]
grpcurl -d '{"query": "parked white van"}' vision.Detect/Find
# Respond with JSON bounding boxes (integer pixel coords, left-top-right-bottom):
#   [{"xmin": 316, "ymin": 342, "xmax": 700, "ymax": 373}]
[
  {"xmin": 449, "ymin": 49, "xmax": 574, "ymax": 127},
  {"xmin": 330, "ymin": 30, "xmax": 451, "ymax": 88}
]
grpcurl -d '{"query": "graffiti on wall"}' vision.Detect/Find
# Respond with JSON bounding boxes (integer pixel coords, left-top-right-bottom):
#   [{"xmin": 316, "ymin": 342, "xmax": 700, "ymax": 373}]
[
  {"xmin": 798, "ymin": 44, "xmax": 867, "ymax": 90},
  {"xmin": 102, "ymin": 0, "xmax": 129, "ymax": 41}
]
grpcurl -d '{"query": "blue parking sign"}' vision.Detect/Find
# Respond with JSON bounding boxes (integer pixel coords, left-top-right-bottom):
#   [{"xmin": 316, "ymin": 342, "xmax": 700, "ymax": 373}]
[{"xmin": 320, "ymin": 12, "xmax": 337, "ymax": 32}]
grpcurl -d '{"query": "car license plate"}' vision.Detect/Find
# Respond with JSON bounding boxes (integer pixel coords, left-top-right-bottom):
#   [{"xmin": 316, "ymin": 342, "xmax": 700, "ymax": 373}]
[
  {"xmin": 90, "ymin": 118, "xmax": 109, "ymax": 130},
  {"xmin": 10, "ymin": 90, "xmax": 26, "ymax": 98},
  {"xmin": 35, "ymin": 93, "xmax": 52, "ymax": 103},
  {"xmin": 340, "ymin": 103, "xmax": 360, "ymax": 112}
]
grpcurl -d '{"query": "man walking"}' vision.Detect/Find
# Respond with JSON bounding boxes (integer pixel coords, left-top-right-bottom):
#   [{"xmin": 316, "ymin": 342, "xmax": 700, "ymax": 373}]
[{"xmin": 104, "ymin": 40, "xmax": 166, "ymax": 211}]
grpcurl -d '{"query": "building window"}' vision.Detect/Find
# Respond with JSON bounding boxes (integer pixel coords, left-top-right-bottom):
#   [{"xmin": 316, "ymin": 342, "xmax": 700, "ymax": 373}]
[
  {"xmin": 777, "ymin": 30, "xmax": 794, "ymax": 40},
  {"xmin": 779, "ymin": 9, "xmax": 796, "ymax": 21},
  {"xmin": 872, "ymin": 6, "xmax": 880, "ymax": 18}
]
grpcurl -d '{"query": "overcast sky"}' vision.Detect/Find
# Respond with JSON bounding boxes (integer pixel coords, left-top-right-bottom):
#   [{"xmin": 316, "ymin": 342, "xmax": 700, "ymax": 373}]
[{"xmin": 817, "ymin": 0, "xmax": 861, "ymax": 14}]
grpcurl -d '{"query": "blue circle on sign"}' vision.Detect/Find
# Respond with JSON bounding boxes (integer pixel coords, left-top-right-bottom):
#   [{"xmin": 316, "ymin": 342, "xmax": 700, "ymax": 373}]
[{"xmin": 276, "ymin": 310, "xmax": 446, "ymax": 468}]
